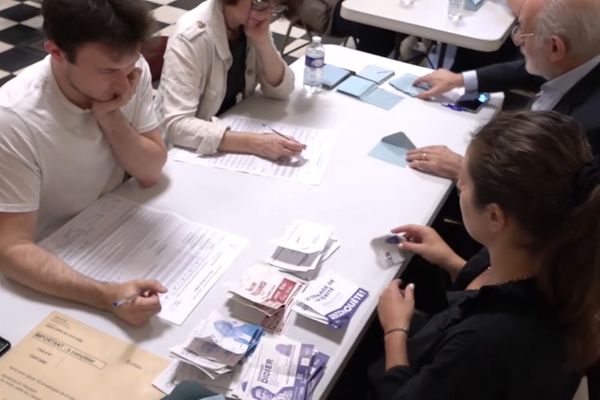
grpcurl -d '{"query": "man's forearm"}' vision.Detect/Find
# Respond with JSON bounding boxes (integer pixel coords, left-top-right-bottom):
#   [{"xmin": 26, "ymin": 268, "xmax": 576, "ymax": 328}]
[
  {"xmin": 97, "ymin": 110, "xmax": 167, "ymax": 187},
  {"xmin": 1, "ymin": 242, "xmax": 113, "ymax": 310}
]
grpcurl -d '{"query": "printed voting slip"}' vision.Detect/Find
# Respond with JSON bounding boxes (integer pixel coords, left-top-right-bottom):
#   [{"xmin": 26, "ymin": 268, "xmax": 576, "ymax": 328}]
[
  {"xmin": 0, "ymin": 312, "xmax": 168, "ymax": 400},
  {"xmin": 370, "ymin": 235, "xmax": 408, "ymax": 268},
  {"xmin": 155, "ymin": 337, "xmax": 329, "ymax": 400},
  {"xmin": 322, "ymin": 64, "xmax": 354, "ymax": 89},
  {"xmin": 389, "ymin": 73, "xmax": 430, "ymax": 97},
  {"xmin": 269, "ymin": 220, "xmax": 334, "ymax": 271},
  {"xmin": 293, "ymin": 274, "xmax": 369, "ymax": 329},
  {"xmin": 168, "ymin": 311, "xmax": 263, "ymax": 379},
  {"xmin": 229, "ymin": 264, "xmax": 306, "ymax": 316},
  {"xmin": 240, "ymin": 336, "xmax": 329, "ymax": 400},
  {"xmin": 368, "ymin": 132, "xmax": 416, "ymax": 168},
  {"xmin": 357, "ymin": 64, "xmax": 395, "ymax": 84},
  {"xmin": 337, "ymin": 75, "xmax": 404, "ymax": 110}
]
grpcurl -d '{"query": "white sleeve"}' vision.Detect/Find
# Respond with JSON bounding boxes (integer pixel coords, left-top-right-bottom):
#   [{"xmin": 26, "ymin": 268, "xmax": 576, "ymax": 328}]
[
  {"xmin": 462, "ymin": 70, "xmax": 479, "ymax": 93},
  {"xmin": 159, "ymin": 33, "xmax": 229, "ymax": 155},
  {"xmin": 131, "ymin": 57, "xmax": 160, "ymax": 134},
  {"xmin": 0, "ymin": 107, "xmax": 41, "ymax": 213}
]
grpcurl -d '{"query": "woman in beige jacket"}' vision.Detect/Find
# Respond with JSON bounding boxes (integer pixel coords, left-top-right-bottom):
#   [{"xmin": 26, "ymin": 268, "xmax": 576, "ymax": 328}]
[{"xmin": 158, "ymin": 0, "xmax": 305, "ymax": 160}]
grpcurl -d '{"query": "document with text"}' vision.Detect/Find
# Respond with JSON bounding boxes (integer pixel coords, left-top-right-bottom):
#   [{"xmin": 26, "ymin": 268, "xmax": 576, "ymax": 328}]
[
  {"xmin": 40, "ymin": 194, "xmax": 248, "ymax": 325},
  {"xmin": 0, "ymin": 312, "xmax": 168, "ymax": 400},
  {"xmin": 170, "ymin": 116, "xmax": 336, "ymax": 185}
]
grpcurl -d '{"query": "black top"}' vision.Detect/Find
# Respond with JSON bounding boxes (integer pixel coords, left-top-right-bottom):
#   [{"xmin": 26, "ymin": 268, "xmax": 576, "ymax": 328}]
[
  {"xmin": 476, "ymin": 59, "xmax": 600, "ymax": 156},
  {"xmin": 217, "ymin": 32, "xmax": 247, "ymax": 116},
  {"xmin": 368, "ymin": 251, "xmax": 581, "ymax": 399}
]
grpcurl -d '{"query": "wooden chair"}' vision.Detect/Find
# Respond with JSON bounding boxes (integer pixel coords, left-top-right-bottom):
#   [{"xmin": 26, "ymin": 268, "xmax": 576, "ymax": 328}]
[{"xmin": 141, "ymin": 36, "xmax": 169, "ymax": 83}]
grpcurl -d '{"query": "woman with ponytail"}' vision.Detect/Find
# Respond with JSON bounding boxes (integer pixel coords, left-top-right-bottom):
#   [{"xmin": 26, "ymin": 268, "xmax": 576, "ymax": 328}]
[{"xmin": 369, "ymin": 110, "xmax": 600, "ymax": 399}]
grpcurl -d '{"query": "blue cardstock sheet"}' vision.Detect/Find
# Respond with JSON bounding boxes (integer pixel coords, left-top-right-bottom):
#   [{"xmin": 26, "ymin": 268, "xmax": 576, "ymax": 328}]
[{"xmin": 368, "ymin": 141, "xmax": 409, "ymax": 167}]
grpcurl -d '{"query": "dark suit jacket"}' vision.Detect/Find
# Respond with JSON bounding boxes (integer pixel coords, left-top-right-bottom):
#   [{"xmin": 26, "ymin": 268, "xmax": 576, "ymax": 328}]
[{"xmin": 476, "ymin": 59, "xmax": 600, "ymax": 155}]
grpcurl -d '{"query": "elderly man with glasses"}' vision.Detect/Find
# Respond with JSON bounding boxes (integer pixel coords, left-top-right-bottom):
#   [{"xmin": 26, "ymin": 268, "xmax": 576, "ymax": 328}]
[{"xmin": 402, "ymin": 0, "xmax": 600, "ymax": 179}]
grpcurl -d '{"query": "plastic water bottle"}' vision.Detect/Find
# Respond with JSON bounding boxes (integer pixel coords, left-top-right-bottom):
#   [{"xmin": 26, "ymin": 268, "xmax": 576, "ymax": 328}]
[
  {"xmin": 447, "ymin": 0, "xmax": 464, "ymax": 21},
  {"xmin": 304, "ymin": 36, "xmax": 325, "ymax": 93}
]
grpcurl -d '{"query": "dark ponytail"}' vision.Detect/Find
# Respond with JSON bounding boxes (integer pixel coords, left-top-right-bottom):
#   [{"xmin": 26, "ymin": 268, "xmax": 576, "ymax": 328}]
[
  {"xmin": 468, "ymin": 110, "xmax": 600, "ymax": 369},
  {"xmin": 538, "ymin": 164, "xmax": 600, "ymax": 369}
]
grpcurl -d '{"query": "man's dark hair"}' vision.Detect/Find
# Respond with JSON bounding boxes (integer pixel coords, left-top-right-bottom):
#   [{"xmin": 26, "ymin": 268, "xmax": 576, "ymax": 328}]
[{"xmin": 42, "ymin": 0, "xmax": 154, "ymax": 63}]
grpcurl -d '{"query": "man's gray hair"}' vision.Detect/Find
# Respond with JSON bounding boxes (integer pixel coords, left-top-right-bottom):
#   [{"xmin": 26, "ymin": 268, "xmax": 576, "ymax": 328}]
[{"xmin": 535, "ymin": 0, "xmax": 600, "ymax": 59}]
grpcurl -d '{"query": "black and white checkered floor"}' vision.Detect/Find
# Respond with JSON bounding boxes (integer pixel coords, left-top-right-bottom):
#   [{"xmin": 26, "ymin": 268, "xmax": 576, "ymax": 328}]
[{"xmin": 0, "ymin": 0, "xmax": 351, "ymax": 87}]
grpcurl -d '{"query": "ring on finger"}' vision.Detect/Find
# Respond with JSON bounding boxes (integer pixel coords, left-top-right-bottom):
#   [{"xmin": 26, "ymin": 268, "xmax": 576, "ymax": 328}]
[{"xmin": 421, "ymin": 152, "xmax": 428, "ymax": 161}]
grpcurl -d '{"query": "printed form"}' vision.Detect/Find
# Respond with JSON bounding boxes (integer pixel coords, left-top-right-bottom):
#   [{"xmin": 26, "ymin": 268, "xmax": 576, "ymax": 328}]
[
  {"xmin": 40, "ymin": 194, "xmax": 248, "ymax": 325},
  {"xmin": 170, "ymin": 116, "xmax": 336, "ymax": 185}
]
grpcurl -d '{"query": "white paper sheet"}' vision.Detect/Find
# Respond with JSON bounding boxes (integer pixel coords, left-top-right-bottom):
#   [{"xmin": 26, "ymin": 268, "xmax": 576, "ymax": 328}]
[
  {"xmin": 170, "ymin": 116, "xmax": 336, "ymax": 185},
  {"xmin": 40, "ymin": 194, "xmax": 248, "ymax": 325},
  {"xmin": 268, "ymin": 220, "xmax": 335, "ymax": 273}
]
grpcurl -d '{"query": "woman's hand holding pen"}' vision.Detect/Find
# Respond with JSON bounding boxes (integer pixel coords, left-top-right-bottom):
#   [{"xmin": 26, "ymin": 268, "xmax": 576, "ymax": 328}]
[
  {"xmin": 253, "ymin": 131, "xmax": 306, "ymax": 161},
  {"xmin": 106, "ymin": 279, "xmax": 168, "ymax": 326}
]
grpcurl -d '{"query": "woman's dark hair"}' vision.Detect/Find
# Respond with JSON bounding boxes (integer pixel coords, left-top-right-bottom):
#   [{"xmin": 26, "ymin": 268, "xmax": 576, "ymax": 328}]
[
  {"xmin": 468, "ymin": 110, "xmax": 600, "ymax": 369},
  {"xmin": 42, "ymin": 0, "xmax": 154, "ymax": 63}
]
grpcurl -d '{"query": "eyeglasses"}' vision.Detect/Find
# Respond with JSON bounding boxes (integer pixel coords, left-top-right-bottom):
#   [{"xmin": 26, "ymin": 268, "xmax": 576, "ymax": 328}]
[
  {"xmin": 251, "ymin": 0, "xmax": 287, "ymax": 14},
  {"xmin": 511, "ymin": 24, "xmax": 535, "ymax": 46}
]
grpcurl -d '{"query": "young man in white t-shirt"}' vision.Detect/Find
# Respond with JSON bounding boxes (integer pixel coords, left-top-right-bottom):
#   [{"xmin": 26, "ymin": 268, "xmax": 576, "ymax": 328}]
[{"xmin": 0, "ymin": 0, "xmax": 168, "ymax": 326}]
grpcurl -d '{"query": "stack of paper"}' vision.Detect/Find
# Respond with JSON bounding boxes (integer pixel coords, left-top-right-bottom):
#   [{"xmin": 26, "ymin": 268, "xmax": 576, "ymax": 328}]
[
  {"xmin": 169, "ymin": 312, "xmax": 263, "ymax": 379},
  {"xmin": 268, "ymin": 220, "xmax": 340, "ymax": 280},
  {"xmin": 229, "ymin": 264, "xmax": 307, "ymax": 333},
  {"xmin": 293, "ymin": 274, "xmax": 369, "ymax": 329},
  {"xmin": 154, "ymin": 336, "xmax": 329, "ymax": 400},
  {"xmin": 233, "ymin": 336, "xmax": 330, "ymax": 400}
]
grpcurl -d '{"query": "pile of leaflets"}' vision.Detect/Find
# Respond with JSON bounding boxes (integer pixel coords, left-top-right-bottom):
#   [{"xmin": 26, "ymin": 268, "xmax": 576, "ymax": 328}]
[
  {"xmin": 234, "ymin": 336, "xmax": 329, "ymax": 400},
  {"xmin": 268, "ymin": 220, "xmax": 340, "ymax": 280},
  {"xmin": 293, "ymin": 273, "xmax": 369, "ymax": 329},
  {"xmin": 169, "ymin": 311, "xmax": 263, "ymax": 379},
  {"xmin": 229, "ymin": 264, "xmax": 306, "ymax": 333},
  {"xmin": 154, "ymin": 336, "xmax": 329, "ymax": 400}
]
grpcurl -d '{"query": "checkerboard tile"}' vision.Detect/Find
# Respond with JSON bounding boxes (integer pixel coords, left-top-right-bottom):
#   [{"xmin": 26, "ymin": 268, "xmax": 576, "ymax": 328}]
[{"xmin": 0, "ymin": 0, "xmax": 325, "ymax": 88}]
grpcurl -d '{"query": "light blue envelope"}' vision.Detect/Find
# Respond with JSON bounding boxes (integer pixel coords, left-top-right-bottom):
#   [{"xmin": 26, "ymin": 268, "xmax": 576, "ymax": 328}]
[
  {"xmin": 368, "ymin": 141, "xmax": 409, "ymax": 167},
  {"xmin": 361, "ymin": 88, "xmax": 404, "ymax": 110},
  {"xmin": 358, "ymin": 65, "xmax": 395, "ymax": 84},
  {"xmin": 464, "ymin": 0, "xmax": 485, "ymax": 11},
  {"xmin": 336, "ymin": 75, "xmax": 377, "ymax": 98},
  {"xmin": 389, "ymin": 74, "xmax": 427, "ymax": 97},
  {"xmin": 322, "ymin": 64, "xmax": 353, "ymax": 89}
]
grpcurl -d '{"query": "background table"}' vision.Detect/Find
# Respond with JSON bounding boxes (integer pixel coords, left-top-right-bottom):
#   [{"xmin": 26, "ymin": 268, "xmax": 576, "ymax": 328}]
[
  {"xmin": 341, "ymin": 0, "xmax": 515, "ymax": 52},
  {"xmin": 0, "ymin": 45, "xmax": 501, "ymax": 398}
]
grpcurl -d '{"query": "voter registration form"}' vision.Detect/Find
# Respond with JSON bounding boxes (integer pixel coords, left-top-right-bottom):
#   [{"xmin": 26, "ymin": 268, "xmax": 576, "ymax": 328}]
[
  {"xmin": 170, "ymin": 116, "xmax": 336, "ymax": 185},
  {"xmin": 40, "ymin": 195, "xmax": 248, "ymax": 325}
]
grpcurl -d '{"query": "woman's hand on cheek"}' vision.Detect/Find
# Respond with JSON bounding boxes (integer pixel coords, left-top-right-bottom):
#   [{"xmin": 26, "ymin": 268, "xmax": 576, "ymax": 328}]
[{"xmin": 244, "ymin": 10, "xmax": 271, "ymax": 45}]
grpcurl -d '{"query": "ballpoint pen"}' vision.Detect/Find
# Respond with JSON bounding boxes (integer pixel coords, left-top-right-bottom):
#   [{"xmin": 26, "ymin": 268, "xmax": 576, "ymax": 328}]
[
  {"xmin": 269, "ymin": 127, "xmax": 303, "ymax": 145},
  {"xmin": 112, "ymin": 290, "xmax": 151, "ymax": 307}
]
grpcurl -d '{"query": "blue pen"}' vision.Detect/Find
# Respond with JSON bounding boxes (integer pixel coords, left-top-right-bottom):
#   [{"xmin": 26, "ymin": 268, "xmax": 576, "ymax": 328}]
[
  {"xmin": 441, "ymin": 103, "xmax": 465, "ymax": 111},
  {"xmin": 112, "ymin": 290, "xmax": 152, "ymax": 307}
]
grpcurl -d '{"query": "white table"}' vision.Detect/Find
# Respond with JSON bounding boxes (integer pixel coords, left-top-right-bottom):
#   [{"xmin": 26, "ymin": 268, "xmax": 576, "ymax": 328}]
[
  {"xmin": 0, "ymin": 45, "xmax": 501, "ymax": 399},
  {"xmin": 341, "ymin": 0, "xmax": 516, "ymax": 67}
]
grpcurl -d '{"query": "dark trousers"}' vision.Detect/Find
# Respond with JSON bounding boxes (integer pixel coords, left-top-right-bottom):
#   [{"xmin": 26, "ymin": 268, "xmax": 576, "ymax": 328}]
[{"xmin": 331, "ymin": 1, "xmax": 399, "ymax": 57}]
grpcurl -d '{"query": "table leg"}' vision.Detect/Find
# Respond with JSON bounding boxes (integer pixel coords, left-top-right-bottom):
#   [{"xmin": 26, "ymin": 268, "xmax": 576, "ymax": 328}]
[{"xmin": 437, "ymin": 42, "xmax": 447, "ymax": 69}]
